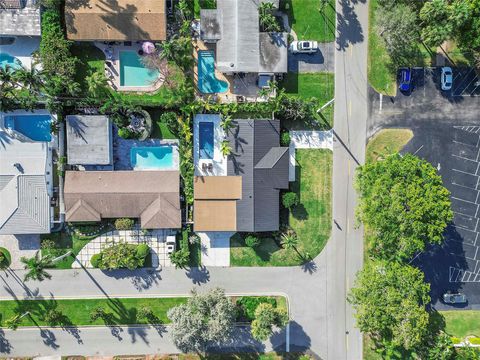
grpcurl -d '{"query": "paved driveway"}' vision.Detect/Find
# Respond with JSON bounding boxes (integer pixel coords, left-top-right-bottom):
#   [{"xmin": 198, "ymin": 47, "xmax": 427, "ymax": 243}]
[
  {"xmin": 400, "ymin": 125, "xmax": 480, "ymax": 310},
  {"xmin": 288, "ymin": 43, "xmax": 335, "ymax": 73},
  {"xmin": 0, "ymin": 234, "xmax": 40, "ymax": 269}
]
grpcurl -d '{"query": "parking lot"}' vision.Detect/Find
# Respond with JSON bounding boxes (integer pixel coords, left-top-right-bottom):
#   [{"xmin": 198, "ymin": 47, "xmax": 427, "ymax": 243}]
[{"xmin": 403, "ymin": 125, "xmax": 480, "ymax": 309}]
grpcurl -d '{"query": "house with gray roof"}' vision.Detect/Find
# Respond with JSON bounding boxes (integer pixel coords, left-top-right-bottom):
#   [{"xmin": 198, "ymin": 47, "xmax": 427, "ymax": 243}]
[
  {"xmin": 0, "ymin": 0, "xmax": 41, "ymax": 36},
  {"xmin": 194, "ymin": 118, "xmax": 289, "ymax": 232},
  {"xmin": 0, "ymin": 128, "xmax": 53, "ymax": 235},
  {"xmin": 200, "ymin": 0, "xmax": 288, "ymax": 75},
  {"xmin": 66, "ymin": 115, "xmax": 113, "ymax": 169}
]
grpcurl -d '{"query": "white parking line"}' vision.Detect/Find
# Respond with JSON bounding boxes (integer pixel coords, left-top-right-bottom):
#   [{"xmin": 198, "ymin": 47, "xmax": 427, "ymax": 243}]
[
  {"xmin": 413, "ymin": 145, "xmax": 424, "ymax": 155},
  {"xmin": 451, "ymin": 196, "xmax": 479, "ymax": 206},
  {"xmin": 453, "ymin": 210, "xmax": 476, "ymax": 219},
  {"xmin": 451, "ymin": 181, "xmax": 479, "ymax": 191},
  {"xmin": 452, "ymin": 153, "xmax": 477, "ymax": 162},
  {"xmin": 452, "ymin": 168, "xmax": 479, "ymax": 177},
  {"xmin": 453, "ymin": 140, "xmax": 479, "ymax": 148}
]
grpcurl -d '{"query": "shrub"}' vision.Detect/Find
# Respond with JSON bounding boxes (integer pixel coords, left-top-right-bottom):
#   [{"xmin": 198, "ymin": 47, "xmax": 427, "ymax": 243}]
[
  {"xmin": 41, "ymin": 239, "xmax": 56, "ymax": 250},
  {"xmin": 280, "ymin": 131, "xmax": 291, "ymax": 146},
  {"xmin": 96, "ymin": 243, "xmax": 149, "ymax": 270},
  {"xmin": 90, "ymin": 253, "xmax": 102, "ymax": 268},
  {"xmin": 469, "ymin": 337, "xmax": 480, "ymax": 345},
  {"xmin": 282, "ymin": 192, "xmax": 299, "ymax": 209},
  {"xmin": 245, "ymin": 234, "xmax": 260, "ymax": 248},
  {"xmin": 136, "ymin": 244, "xmax": 150, "ymax": 259},
  {"xmin": 170, "ymin": 248, "xmax": 190, "ymax": 269},
  {"xmin": 117, "ymin": 127, "xmax": 136, "ymax": 139},
  {"xmin": 0, "ymin": 247, "xmax": 11, "ymax": 269},
  {"xmin": 236, "ymin": 296, "xmax": 276, "ymax": 321},
  {"xmin": 114, "ymin": 218, "xmax": 135, "ymax": 230},
  {"xmin": 160, "ymin": 112, "xmax": 179, "ymax": 134}
]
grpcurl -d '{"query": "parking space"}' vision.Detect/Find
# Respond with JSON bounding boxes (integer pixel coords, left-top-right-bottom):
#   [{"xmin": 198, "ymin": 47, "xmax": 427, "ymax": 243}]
[
  {"xmin": 452, "ymin": 68, "xmax": 480, "ymax": 97},
  {"xmin": 403, "ymin": 125, "xmax": 480, "ymax": 309}
]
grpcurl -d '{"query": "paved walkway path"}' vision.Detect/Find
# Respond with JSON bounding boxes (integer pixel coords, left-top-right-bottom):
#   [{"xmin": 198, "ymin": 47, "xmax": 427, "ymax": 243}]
[
  {"xmin": 73, "ymin": 230, "xmax": 174, "ymax": 269},
  {"xmin": 289, "ymin": 130, "xmax": 333, "ymax": 181}
]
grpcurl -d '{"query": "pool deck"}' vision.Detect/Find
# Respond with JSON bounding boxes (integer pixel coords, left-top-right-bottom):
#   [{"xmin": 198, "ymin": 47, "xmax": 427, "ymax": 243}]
[
  {"xmin": 113, "ymin": 131, "xmax": 179, "ymax": 171},
  {"xmin": 0, "ymin": 36, "xmax": 40, "ymax": 70},
  {"xmin": 94, "ymin": 42, "xmax": 163, "ymax": 93},
  {"xmin": 193, "ymin": 114, "xmax": 227, "ymax": 176}
]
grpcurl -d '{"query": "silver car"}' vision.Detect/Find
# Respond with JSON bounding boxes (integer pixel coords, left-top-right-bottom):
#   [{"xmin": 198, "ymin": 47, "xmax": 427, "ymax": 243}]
[
  {"xmin": 443, "ymin": 292, "xmax": 467, "ymax": 304},
  {"xmin": 290, "ymin": 41, "xmax": 319, "ymax": 54},
  {"xmin": 441, "ymin": 67, "xmax": 453, "ymax": 91}
]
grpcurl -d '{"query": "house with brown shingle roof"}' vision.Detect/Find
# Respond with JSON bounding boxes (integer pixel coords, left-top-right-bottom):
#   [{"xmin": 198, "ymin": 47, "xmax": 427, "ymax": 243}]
[
  {"xmin": 64, "ymin": 170, "xmax": 181, "ymax": 229},
  {"xmin": 64, "ymin": 0, "xmax": 167, "ymax": 41}
]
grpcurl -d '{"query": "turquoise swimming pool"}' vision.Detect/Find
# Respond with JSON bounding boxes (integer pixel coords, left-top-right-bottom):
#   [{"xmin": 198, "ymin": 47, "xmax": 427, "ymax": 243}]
[
  {"xmin": 0, "ymin": 53, "xmax": 22, "ymax": 70},
  {"xmin": 131, "ymin": 146, "xmax": 174, "ymax": 170},
  {"xmin": 198, "ymin": 51, "xmax": 228, "ymax": 94},
  {"xmin": 3, "ymin": 114, "xmax": 52, "ymax": 142},
  {"xmin": 119, "ymin": 51, "xmax": 159, "ymax": 87},
  {"xmin": 199, "ymin": 122, "xmax": 214, "ymax": 159}
]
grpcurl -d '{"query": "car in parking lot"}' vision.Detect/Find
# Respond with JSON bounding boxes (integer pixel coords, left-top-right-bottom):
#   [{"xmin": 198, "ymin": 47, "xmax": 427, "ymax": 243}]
[
  {"xmin": 398, "ymin": 68, "xmax": 412, "ymax": 92},
  {"xmin": 441, "ymin": 66, "xmax": 453, "ymax": 90},
  {"xmin": 443, "ymin": 292, "xmax": 467, "ymax": 304},
  {"xmin": 290, "ymin": 41, "xmax": 319, "ymax": 54}
]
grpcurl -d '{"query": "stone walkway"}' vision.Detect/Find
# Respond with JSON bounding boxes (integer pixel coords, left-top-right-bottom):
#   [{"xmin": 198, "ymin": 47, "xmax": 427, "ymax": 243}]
[
  {"xmin": 0, "ymin": 234, "xmax": 40, "ymax": 269},
  {"xmin": 72, "ymin": 229, "xmax": 175, "ymax": 269},
  {"xmin": 198, "ymin": 232, "xmax": 233, "ymax": 267},
  {"xmin": 289, "ymin": 130, "xmax": 333, "ymax": 181}
]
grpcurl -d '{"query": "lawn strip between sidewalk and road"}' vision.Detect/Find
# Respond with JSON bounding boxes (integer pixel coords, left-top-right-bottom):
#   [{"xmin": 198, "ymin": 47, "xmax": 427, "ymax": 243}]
[
  {"xmin": 441, "ymin": 310, "xmax": 480, "ymax": 338},
  {"xmin": 0, "ymin": 296, "xmax": 287, "ymax": 328}
]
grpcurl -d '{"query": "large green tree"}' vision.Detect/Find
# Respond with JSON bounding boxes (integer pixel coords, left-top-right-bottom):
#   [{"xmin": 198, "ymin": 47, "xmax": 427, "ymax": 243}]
[
  {"xmin": 167, "ymin": 288, "xmax": 236, "ymax": 352},
  {"xmin": 251, "ymin": 303, "xmax": 288, "ymax": 341},
  {"xmin": 376, "ymin": 4, "xmax": 421, "ymax": 64},
  {"xmin": 419, "ymin": 0, "xmax": 470, "ymax": 47},
  {"xmin": 348, "ymin": 262, "xmax": 431, "ymax": 351},
  {"xmin": 356, "ymin": 153, "xmax": 453, "ymax": 261}
]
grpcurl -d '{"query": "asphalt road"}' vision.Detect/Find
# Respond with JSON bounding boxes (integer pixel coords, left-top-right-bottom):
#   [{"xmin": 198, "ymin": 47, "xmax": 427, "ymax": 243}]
[
  {"xmin": 329, "ymin": 0, "xmax": 369, "ymax": 358},
  {"xmin": 0, "ymin": 264, "xmax": 328, "ymax": 357}
]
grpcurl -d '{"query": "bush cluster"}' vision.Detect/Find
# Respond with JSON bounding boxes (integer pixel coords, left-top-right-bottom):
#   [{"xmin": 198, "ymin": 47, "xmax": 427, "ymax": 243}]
[
  {"xmin": 114, "ymin": 218, "xmax": 135, "ymax": 231},
  {"xmin": 0, "ymin": 248, "xmax": 11, "ymax": 269},
  {"xmin": 236, "ymin": 296, "xmax": 276, "ymax": 321},
  {"xmin": 91, "ymin": 243, "xmax": 150, "ymax": 270},
  {"xmin": 161, "ymin": 112, "xmax": 179, "ymax": 134},
  {"xmin": 282, "ymin": 192, "xmax": 299, "ymax": 209},
  {"xmin": 245, "ymin": 234, "xmax": 260, "ymax": 248}
]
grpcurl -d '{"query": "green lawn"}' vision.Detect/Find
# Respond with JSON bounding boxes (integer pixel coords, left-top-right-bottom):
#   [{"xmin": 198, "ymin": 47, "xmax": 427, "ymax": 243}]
[
  {"xmin": 147, "ymin": 108, "xmax": 177, "ymax": 139},
  {"xmin": 0, "ymin": 297, "xmax": 186, "ymax": 327},
  {"xmin": 41, "ymin": 231, "xmax": 97, "ymax": 269},
  {"xmin": 281, "ymin": 0, "xmax": 336, "ymax": 43},
  {"xmin": 71, "ymin": 43, "xmax": 189, "ymax": 107},
  {"xmin": 280, "ymin": 72, "xmax": 335, "ymax": 129},
  {"xmin": 0, "ymin": 296, "xmax": 286, "ymax": 328},
  {"xmin": 366, "ymin": 128, "xmax": 413, "ymax": 163},
  {"xmin": 231, "ymin": 149, "xmax": 332, "ymax": 266},
  {"xmin": 441, "ymin": 311, "xmax": 480, "ymax": 338}
]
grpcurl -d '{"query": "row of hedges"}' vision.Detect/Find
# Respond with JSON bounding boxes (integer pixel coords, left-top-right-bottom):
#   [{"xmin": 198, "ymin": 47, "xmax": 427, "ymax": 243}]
[{"xmin": 90, "ymin": 243, "xmax": 150, "ymax": 270}]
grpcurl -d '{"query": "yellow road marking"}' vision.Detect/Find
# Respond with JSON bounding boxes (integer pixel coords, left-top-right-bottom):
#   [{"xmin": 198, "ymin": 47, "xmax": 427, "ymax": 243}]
[
  {"xmin": 347, "ymin": 217, "xmax": 350, "ymax": 234},
  {"xmin": 348, "ymin": 100, "xmax": 352, "ymax": 117},
  {"xmin": 349, "ymin": 45, "xmax": 353, "ymax": 57},
  {"xmin": 348, "ymin": 159, "xmax": 351, "ymax": 176}
]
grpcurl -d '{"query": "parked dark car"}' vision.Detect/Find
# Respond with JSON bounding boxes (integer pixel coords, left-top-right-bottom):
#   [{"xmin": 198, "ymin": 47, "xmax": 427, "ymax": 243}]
[
  {"xmin": 443, "ymin": 292, "xmax": 467, "ymax": 304},
  {"xmin": 398, "ymin": 68, "xmax": 412, "ymax": 92}
]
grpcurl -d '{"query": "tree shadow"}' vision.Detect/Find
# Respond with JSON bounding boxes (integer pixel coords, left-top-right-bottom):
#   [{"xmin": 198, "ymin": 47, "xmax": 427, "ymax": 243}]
[
  {"xmin": 336, "ymin": 0, "xmax": 364, "ymax": 51},
  {"xmin": 205, "ymin": 325, "xmax": 266, "ymax": 353},
  {"xmin": 0, "ymin": 328, "xmax": 13, "ymax": 354},
  {"xmin": 127, "ymin": 325, "xmax": 149, "ymax": 344},
  {"xmin": 271, "ymin": 320, "xmax": 312, "ymax": 354},
  {"xmin": 185, "ymin": 265, "xmax": 210, "ymax": 285},
  {"xmin": 129, "ymin": 268, "xmax": 163, "ymax": 291}
]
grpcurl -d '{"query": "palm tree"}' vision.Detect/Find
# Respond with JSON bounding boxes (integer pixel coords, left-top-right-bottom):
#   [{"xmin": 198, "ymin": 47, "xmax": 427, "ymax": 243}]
[
  {"xmin": 221, "ymin": 115, "xmax": 234, "ymax": 134},
  {"xmin": 12, "ymin": 65, "xmax": 45, "ymax": 91},
  {"xmin": 5, "ymin": 312, "xmax": 30, "ymax": 330},
  {"xmin": 160, "ymin": 39, "xmax": 177, "ymax": 62},
  {"xmin": 221, "ymin": 140, "xmax": 232, "ymax": 157},
  {"xmin": 280, "ymin": 231, "xmax": 298, "ymax": 250},
  {"xmin": 86, "ymin": 71, "xmax": 108, "ymax": 98},
  {"xmin": 20, "ymin": 251, "xmax": 53, "ymax": 282}
]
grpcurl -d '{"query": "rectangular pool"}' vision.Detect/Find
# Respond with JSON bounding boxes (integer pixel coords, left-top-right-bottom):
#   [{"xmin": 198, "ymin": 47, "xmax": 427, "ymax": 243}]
[
  {"xmin": 4, "ymin": 114, "xmax": 52, "ymax": 142},
  {"xmin": 131, "ymin": 146, "xmax": 174, "ymax": 170},
  {"xmin": 199, "ymin": 122, "xmax": 214, "ymax": 159},
  {"xmin": 119, "ymin": 51, "xmax": 159, "ymax": 87}
]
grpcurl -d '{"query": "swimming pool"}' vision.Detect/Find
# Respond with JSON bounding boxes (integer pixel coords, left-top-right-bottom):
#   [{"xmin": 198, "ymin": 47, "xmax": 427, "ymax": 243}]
[
  {"xmin": 3, "ymin": 114, "xmax": 52, "ymax": 142},
  {"xmin": 197, "ymin": 51, "xmax": 229, "ymax": 94},
  {"xmin": 0, "ymin": 53, "xmax": 22, "ymax": 70},
  {"xmin": 199, "ymin": 122, "xmax": 214, "ymax": 159},
  {"xmin": 119, "ymin": 51, "xmax": 159, "ymax": 87},
  {"xmin": 131, "ymin": 146, "xmax": 174, "ymax": 170}
]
